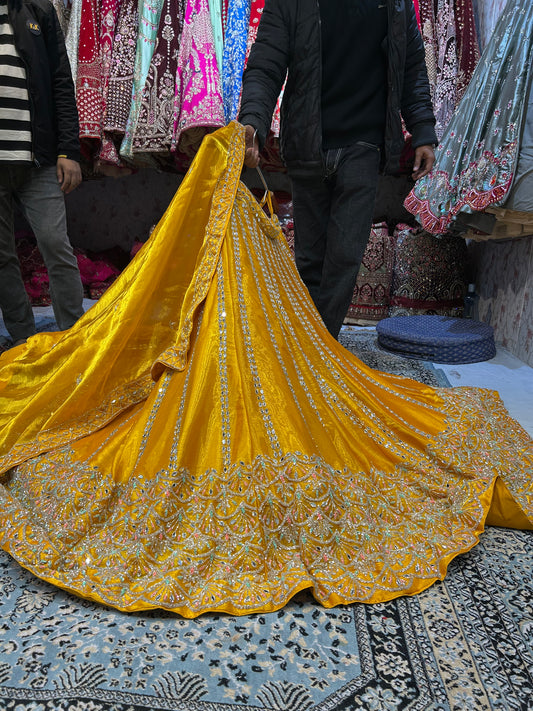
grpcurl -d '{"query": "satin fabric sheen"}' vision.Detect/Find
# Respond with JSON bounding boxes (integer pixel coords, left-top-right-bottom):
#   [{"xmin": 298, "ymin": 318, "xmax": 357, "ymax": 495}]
[{"xmin": 0, "ymin": 122, "xmax": 531, "ymax": 618}]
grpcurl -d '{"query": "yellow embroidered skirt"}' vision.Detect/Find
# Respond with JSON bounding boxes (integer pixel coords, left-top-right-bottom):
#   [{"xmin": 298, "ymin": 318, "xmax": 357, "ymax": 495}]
[{"xmin": 0, "ymin": 122, "xmax": 531, "ymax": 618}]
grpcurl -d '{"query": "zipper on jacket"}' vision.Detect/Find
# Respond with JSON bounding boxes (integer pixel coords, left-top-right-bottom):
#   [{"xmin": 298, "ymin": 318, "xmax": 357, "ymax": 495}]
[{"xmin": 316, "ymin": 0, "xmax": 323, "ymax": 162}]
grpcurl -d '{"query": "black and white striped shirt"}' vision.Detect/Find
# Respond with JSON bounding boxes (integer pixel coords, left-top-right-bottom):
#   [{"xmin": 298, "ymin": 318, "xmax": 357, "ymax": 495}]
[{"xmin": 0, "ymin": 0, "xmax": 32, "ymax": 163}]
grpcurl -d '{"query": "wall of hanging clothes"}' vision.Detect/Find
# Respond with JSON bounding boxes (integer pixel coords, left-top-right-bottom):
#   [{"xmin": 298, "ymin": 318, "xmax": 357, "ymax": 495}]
[
  {"xmin": 53, "ymin": 0, "xmax": 482, "ymax": 247},
  {"xmin": 50, "ymin": 0, "xmax": 284, "ymax": 176},
  {"xmin": 52, "ymin": 0, "xmax": 483, "ymax": 173}
]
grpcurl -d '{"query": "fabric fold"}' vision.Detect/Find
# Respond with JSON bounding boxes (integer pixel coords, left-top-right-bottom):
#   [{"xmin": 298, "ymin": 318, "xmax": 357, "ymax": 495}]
[{"xmin": 0, "ymin": 123, "xmax": 243, "ymax": 469}]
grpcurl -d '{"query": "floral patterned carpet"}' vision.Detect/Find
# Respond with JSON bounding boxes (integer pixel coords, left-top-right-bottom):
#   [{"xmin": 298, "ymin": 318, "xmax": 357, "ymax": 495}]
[{"xmin": 0, "ymin": 329, "xmax": 532, "ymax": 711}]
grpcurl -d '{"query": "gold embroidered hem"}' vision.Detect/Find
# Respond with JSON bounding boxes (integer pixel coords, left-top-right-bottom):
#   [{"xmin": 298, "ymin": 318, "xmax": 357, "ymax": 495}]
[{"xmin": 0, "ymin": 122, "xmax": 532, "ymax": 617}]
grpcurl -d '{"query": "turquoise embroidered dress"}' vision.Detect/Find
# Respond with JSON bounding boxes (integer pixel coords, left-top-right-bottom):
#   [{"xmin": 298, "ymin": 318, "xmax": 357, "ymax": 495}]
[
  {"xmin": 405, "ymin": 0, "xmax": 533, "ymax": 235},
  {"xmin": 120, "ymin": 0, "xmax": 166, "ymax": 159}
]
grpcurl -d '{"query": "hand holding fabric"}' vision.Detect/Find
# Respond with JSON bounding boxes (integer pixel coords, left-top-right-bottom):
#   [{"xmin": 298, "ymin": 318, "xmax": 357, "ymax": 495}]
[
  {"xmin": 411, "ymin": 145, "xmax": 435, "ymax": 181},
  {"xmin": 243, "ymin": 124, "xmax": 260, "ymax": 168}
]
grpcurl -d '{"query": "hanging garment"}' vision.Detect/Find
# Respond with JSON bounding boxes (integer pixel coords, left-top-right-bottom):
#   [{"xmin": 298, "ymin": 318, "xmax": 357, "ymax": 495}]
[
  {"xmin": 504, "ymin": 71, "xmax": 533, "ymax": 214},
  {"xmin": 418, "ymin": 0, "xmax": 480, "ymax": 140},
  {"xmin": 130, "ymin": 0, "xmax": 186, "ymax": 156},
  {"xmin": 455, "ymin": 0, "xmax": 481, "ymax": 110},
  {"xmin": 120, "ymin": 0, "xmax": 166, "ymax": 158},
  {"xmin": 75, "ymin": 0, "xmax": 120, "ymax": 142},
  {"xmin": 404, "ymin": 0, "xmax": 533, "ymax": 235},
  {"xmin": 221, "ymin": 0, "xmax": 251, "ymax": 123},
  {"xmin": 51, "ymin": 0, "xmax": 71, "ymax": 36},
  {"xmin": 65, "ymin": 0, "xmax": 82, "ymax": 87},
  {"xmin": 84, "ymin": 0, "xmax": 123, "ymax": 164},
  {"xmin": 244, "ymin": 0, "xmax": 263, "ymax": 68},
  {"xmin": 418, "ymin": 0, "xmax": 438, "ymax": 104},
  {"xmin": 76, "ymin": 0, "xmax": 102, "ymax": 138},
  {"xmin": 100, "ymin": 0, "xmax": 140, "ymax": 165},
  {"xmin": 413, "ymin": 0, "xmax": 421, "ymax": 27},
  {"xmin": 472, "ymin": 0, "xmax": 508, "ymax": 49},
  {"xmin": 209, "ymin": 0, "xmax": 224, "ymax": 75},
  {"xmin": 433, "ymin": 0, "xmax": 459, "ymax": 137},
  {"xmin": 242, "ymin": 0, "xmax": 283, "ymax": 138},
  {"xmin": 98, "ymin": 0, "xmax": 121, "ymax": 133},
  {"xmin": 222, "ymin": 0, "xmax": 230, "ymax": 34},
  {"xmin": 171, "ymin": 0, "xmax": 225, "ymax": 158},
  {"xmin": 461, "ymin": 71, "xmax": 533, "ymax": 241},
  {"xmin": 0, "ymin": 122, "xmax": 531, "ymax": 618}
]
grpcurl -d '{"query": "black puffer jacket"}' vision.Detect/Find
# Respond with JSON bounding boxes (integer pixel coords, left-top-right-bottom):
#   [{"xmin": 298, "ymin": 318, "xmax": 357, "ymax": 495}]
[
  {"xmin": 239, "ymin": 0, "xmax": 437, "ymax": 176},
  {"xmin": 6, "ymin": 0, "xmax": 80, "ymax": 166}
]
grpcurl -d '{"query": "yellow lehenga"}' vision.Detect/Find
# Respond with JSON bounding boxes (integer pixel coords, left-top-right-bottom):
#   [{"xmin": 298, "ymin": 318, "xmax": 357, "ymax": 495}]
[{"xmin": 0, "ymin": 122, "xmax": 531, "ymax": 618}]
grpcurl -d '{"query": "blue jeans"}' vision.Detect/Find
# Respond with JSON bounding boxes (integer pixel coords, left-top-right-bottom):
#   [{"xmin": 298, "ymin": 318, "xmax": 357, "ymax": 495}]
[
  {"xmin": 0, "ymin": 164, "xmax": 84, "ymax": 342},
  {"xmin": 290, "ymin": 142, "xmax": 381, "ymax": 339}
]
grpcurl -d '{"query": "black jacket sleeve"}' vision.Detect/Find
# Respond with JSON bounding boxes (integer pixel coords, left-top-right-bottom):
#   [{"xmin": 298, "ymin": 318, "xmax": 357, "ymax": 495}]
[
  {"xmin": 239, "ymin": 0, "xmax": 290, "ymax": 149},
  {"xmin": 400, "ymin": 2, "xmax": 437, "ymax": 148},
  {"xmin": 43, "ymin": 3, "xmax": 80, "ymax": 162}
]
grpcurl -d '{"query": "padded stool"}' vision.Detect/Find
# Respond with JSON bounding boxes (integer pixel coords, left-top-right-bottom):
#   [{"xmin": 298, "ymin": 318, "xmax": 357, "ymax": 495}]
[{"xmin": 376, "ymin": 315, "xmax": 496, "ymax": 363}]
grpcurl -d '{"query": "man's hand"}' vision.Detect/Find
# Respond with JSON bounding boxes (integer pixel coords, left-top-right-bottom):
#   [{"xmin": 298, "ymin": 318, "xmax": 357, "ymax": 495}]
[
  {"xmin": 243, "ymin": 124, "xmax": 260, "ymax": 168},
  {"xmin": 412, "ymin": 145, "xmax": 435, "ymax": 181},
  {"xmin": 57, "ymin": 157, "xmax": 82, "ymax": 193}
]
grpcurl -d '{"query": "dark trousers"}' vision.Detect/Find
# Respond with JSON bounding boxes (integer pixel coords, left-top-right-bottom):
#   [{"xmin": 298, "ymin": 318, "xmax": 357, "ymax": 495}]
[
  {"xmin": 0, "ymin": 165, "xmax": 84, "ymax": 342},
  {"xmin": 290, "ymin": 142, "xmax": 381, "ymax": 339}
]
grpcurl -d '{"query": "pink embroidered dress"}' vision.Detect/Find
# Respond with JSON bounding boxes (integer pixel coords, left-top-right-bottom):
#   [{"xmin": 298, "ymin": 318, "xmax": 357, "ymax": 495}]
[{"xmin": 171, "ymin": 0, "xmax": 225, "ymax": 159}]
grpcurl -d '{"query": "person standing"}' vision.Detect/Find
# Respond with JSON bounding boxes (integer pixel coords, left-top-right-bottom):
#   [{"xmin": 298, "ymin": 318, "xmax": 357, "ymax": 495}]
[
  {"xmin": 239, "ymin": 0, "xmax": 437, "ymax": 339},
  {"xmin": 0, "ymin": 0, "xmax": 84, "ymax": 351}
]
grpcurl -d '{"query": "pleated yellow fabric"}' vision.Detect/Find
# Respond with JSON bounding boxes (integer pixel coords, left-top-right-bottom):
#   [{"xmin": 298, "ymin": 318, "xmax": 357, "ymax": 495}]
[{"xmin": 0, "ymin": 122, "xmax": 532, "ymax": 618}]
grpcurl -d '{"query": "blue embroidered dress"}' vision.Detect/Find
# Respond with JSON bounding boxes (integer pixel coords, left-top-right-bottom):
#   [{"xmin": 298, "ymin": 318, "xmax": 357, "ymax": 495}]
[{"xmin": 221, "ymin": 0, "xmax": 251, "ymax": 122}]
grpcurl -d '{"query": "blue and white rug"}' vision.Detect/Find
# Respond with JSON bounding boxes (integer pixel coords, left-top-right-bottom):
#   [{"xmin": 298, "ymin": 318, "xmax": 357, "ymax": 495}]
[
  {"xmin": 0, "ymin": 526, "xmax": 532, "ymax": 711},
  {"xmin": 0, "ymin": 324, "xmax": 532, "ymax": 710}
]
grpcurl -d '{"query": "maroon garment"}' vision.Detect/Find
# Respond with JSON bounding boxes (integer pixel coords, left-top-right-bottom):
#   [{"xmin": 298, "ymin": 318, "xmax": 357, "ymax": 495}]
[
  {"xmin": 76, "ymin": 0, "xmax": 121, "ymax": 142},
  {"xmin": 389, "ymin": 225, "xmax": 467, "ymax": 317},
  {"xmin": 347, "ymin": 223, "xmax": 396, "ymax": 323},
  {"xmin": 418, "ymin": 0, "xmax": 480, "ymax": 139},
  {"xmin": 131, "ymin": 0, "xmax": 186, "ymax": 155},
  {"xmin": 455, "ymin": 0, "xmax": 481, "ymax": 105}
]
